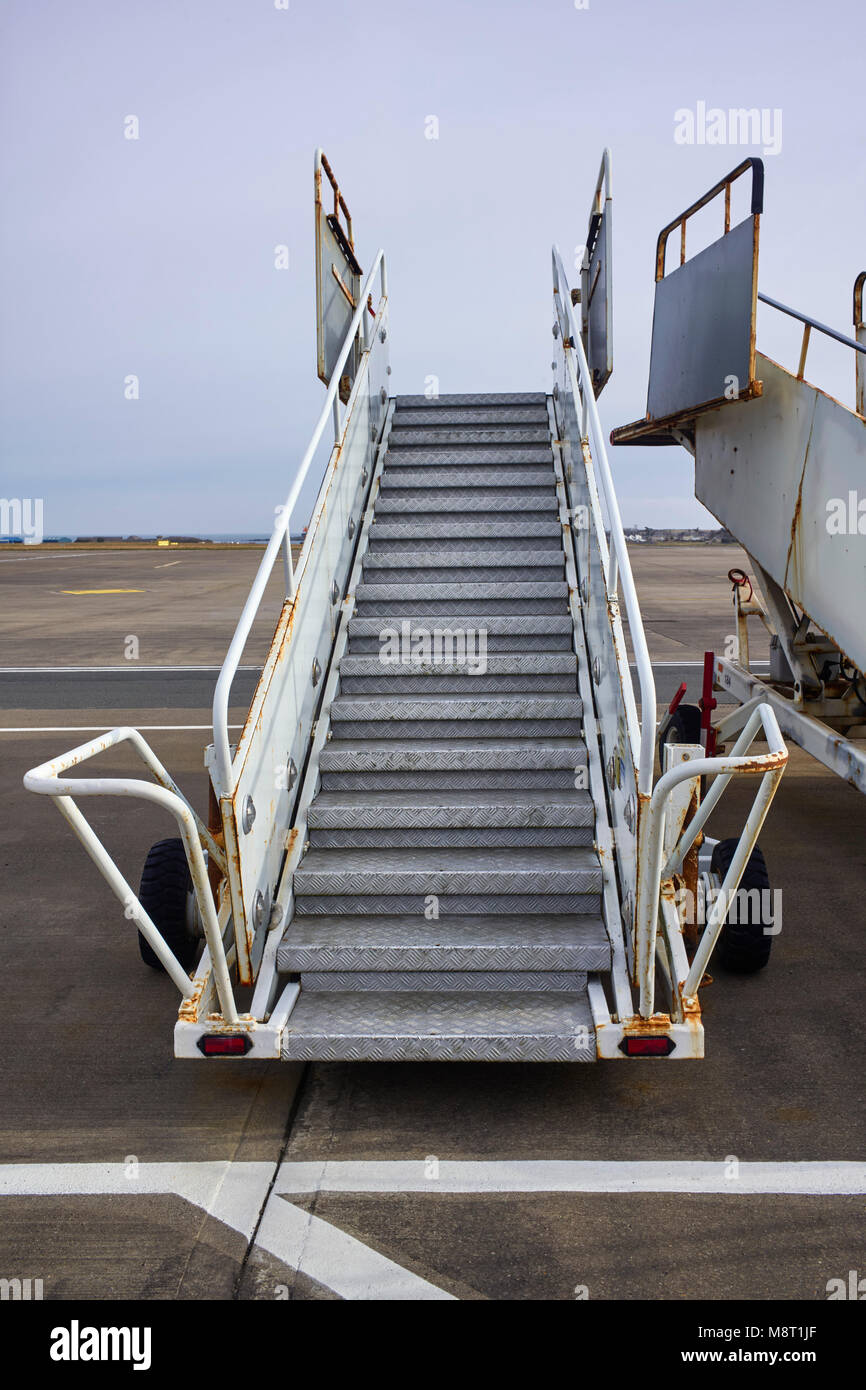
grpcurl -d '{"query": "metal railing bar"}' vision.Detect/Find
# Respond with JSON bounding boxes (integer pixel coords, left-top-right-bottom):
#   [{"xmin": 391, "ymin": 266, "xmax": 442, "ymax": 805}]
[{"xmin": 758, "ymin": 291, "xmax": 866, "ymax": 356}]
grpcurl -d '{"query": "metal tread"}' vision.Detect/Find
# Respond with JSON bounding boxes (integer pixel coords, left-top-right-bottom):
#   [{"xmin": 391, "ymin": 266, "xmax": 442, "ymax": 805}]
[
  {"xmin": 308, "ymin": 787, "xmax": 594, "ymax": 828},
  {"xmin": 339, "ymin": 653, "xmax": 576, "ymax": 676},
  {"xmin": 381, "ymin": 448, "xmax": 554, "ymax": 466},
  {"xmin": 392, "ymin": 408, "xmax": 549, "ymax": 425},
  {"xmin": 388, "ymin": 427, "xmax": 550, "ymax": 445},
  {"xmin": 374, "ymin": 492, "xmax": 556, "ymax": 514},
  {"xmin": 361, "ymin": 548, "xmax": 563, "ymax": 569},
  {"xmin": 280, "ymin": 991, "xmax": 596, "ymax": 1062},
  {"xmin": 329, "ymin": 694, "xmax": 582, "ymax": 722},
  {"xmin": 292, "ymin": 845, "xmax": 602, "ymax": 895},
  {"xmin": 394, "ymin": 392, "xmax": 548, "ymax": 407},
  {"xmin": 300, "ymin": 970, "xmax": 587, "ymax": 993},
  {"xmin": 354, "ymin": 581, "xmax": 567, "ymax": 601},
  {"xmin": 370, "ymin": 519, "xmax": 561, "ymax": 539},
  {"xmin": 294, "ymin": 893, "xmax": 601, "ymax": 915},
  {"xmin": 380, "ymin": 467, "xmax": 554, "ymax": 488},
  {"xmin": 320, "ymin": 737, "xmax": 588, "ymax": 771},
  {"xmin": 277, "ymin": 913, "xmax": 610, "ymax": 972},
  {"xmin": 347, "ymin": 614, "xmax": 573, "ymax": 636}
]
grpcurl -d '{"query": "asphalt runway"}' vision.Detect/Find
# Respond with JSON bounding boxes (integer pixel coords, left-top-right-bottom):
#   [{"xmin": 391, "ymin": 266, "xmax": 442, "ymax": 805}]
[{"xmin": 0, "ymin": 545, "xmax": 862, "ymax": 1302}]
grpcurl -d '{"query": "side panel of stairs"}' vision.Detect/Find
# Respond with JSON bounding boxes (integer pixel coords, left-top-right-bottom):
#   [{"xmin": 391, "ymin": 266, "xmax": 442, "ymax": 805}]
[{"xmin": 277, "ymin": 393, "xmax": 611, "ymax": 1059}]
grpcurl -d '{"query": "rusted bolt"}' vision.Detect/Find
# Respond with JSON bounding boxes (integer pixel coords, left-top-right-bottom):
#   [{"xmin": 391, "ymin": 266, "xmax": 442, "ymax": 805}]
[
  {"xmin": 553, "ymin": 322, "xmax": 560, "ymax": 339},
  {"xmin": 379, "ymin": 328, "xmax": 387, "ymax": 343},
  {"xmin": 592, "ymin": 656, "xmax": 601, "ymax": 686},
  {"xmin": 311, "ymin": 657, "xmax": 322, "ymax": 687},
  {"xmin": 571, "ymin": 288, "xmax": 581, "ymax": 306},
  {"xmin": 361, "ymin": 468, "xmax": 369, "ymax": 485},
  {"xmin": 252, "ymin": 890, "xmax": 266, "ymax": 931},
  {"xmin": 380, "ymin": 387, "xmax": 387, "ymax": 406},
  {"xmin": 347, "ymin": 516, "xmax": 355, "ymax": 538},
  {"xmin": 242, "ymin": 795, "xmax": 256, "ymax": 834},
  {"xmin": 286, "ymin": 758, "xmax": 297, "ymax": 789},
  {"xmin": 268, "ymin": 901, "xmax": 283, "ymax": 930},
  {"xmin": 330, "ymin": 580, "xmax": 339, "ymax": 605}
]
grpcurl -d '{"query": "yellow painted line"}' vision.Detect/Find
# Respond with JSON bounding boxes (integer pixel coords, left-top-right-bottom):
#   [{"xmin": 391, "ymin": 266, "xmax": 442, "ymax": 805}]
[{"xmin": 61, "ymin": 588, "xmax": 145, "ymax": 595}]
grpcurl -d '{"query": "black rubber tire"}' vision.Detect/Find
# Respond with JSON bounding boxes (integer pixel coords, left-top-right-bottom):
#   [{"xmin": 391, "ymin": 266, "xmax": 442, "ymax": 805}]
[
  {"xmin": 710, "ymin": 837, "xmax": 774, "ymax": 973},
  {"xmin": 658, "ymin": 703, "xmax": 703, "ymax": 768},
  {"xmin": 137, "ymin": 837, "xmax": 199, "ymax": 972}
]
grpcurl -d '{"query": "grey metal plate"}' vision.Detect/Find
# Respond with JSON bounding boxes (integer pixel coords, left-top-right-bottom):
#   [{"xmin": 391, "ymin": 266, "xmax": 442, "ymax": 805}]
[
  {"xmin": 307, "ymin": 788, "xmax": 594, "ymax": 828},
  {"xmin": 319, "ymin": 737, "xmax": 587, "ymax": 770},
  {"xmin": 647, "ymin": 215, "xmax": 757, "ymax": 421},
  {"xmin": 361, "ymin": 548, "xmax": 563, "ymax": 569},
  {"xmin": 277, "ymin": 912, "xmax": 611, "ymax": 972},
  {"xmin": 329, "ymin": 694, "xmax": 582, "ymax": 722},
  {"xmin": 280, "ymin": 991, "xmax": 596, "ymax": 1061},
  {"xmin": 331, "ymin": 719, "xmax": 583, "ymax": 740},
  {"xmin": 370, "ymin": 520, "xmax": 561, "ymax": 539},
  {"xmin": 300, "ymin": 971, "xmax": 588, "ymax": 992},
  {"xmin": 354, "ymin": 581, "xmax": 567, "ymax": 601},
  {"xmin": 348, "ymin": 614, "xmax": 573, "ymax": 636},
  {"xmin": 309, "ymin": 826, "xmax": 593, "ymax": 849},
  {"xmin": 374, "ymin": 492, "xmax": 556, "ymax": 513},
  {"xmin": 339, "ymin": 653, "xmax": 576, "ymax": 676},
  {"xmin": 293, "ymin": 845, "xmax": 603, "ymax": 896},
  {"xmin": 393, "ymin": 408, "xmax": 549, "ymax": 426},
  {"xmin": 294, "ymin": 893, "xmax": 602, "ymax": 916},
  {"xmin": 389, "ymin": 427, "xmax": 550, "ymax": 446},
  {"xmin": 394, "ymin": 393, "xmax": 548, "ymax": 407},
  {"xmin": 384, "ymin": 448, "xmax": 553, "ymax": 466},
  {"xmin": 380, "ymin": 468, "xmax": 554, "ymax": 489},
  {"xmin": 339, "ymin": 675, "xmax": 577, "ymax": 695}
]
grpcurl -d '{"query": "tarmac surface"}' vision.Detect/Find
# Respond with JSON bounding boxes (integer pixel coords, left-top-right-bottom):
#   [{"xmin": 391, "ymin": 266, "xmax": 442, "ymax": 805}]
[{"xmin": 0, "ymin": 544, "xmax": 862, "ymax": 1301}]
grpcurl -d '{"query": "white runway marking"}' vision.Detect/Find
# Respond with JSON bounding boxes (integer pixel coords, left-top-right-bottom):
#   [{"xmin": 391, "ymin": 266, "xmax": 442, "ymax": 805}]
[
  {"xmin": 274, "ymin": 1159, "xmax": 866, "ymax": 1196},
  {"xmin": 155, "ymin": 560, "xmax": 182, "ymax": 568},
  {"xmin": 0, "ymin": 1161, "xmax": 452, "ymax": 1301}
]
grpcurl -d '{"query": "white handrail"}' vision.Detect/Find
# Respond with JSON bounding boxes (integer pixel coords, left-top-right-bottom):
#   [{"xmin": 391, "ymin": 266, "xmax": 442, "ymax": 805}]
[
  {"xmin": 552, "ymin": 243, "xmax": 657, "ymax": 794},
  {"xmin": 24, "ymin": 727, "xmax": 239, "ymax": 1022},
  {"xmin": 634, "ymin": 701, "xmax": 787, "ymax": 1016},
  {"xmin": 212, "ymin": 249, "xmax": 388, "ymax": 792}
]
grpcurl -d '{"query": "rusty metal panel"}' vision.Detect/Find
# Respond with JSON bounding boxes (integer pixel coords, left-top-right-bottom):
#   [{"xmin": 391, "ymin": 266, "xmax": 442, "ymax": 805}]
[
  {"xmin": 315, "ymin": 151, "xmax": 362, "ymax": 391},
  {"xmin": 647, "ymin": 216, "xmax": 758, "ymax": 421},
  {"xmin": 695, "ymin": 352, "xmax": 866, "ymax": 674}
]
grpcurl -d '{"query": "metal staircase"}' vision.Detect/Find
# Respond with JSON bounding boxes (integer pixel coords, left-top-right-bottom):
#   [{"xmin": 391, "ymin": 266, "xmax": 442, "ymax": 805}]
[
  {"xmin": 276, "ymin": 393, "xmax": 610, "ymax": 1060},
  {"xmin": 24, "ymin": 149, "xmax": 793, "ymax": 1066}
]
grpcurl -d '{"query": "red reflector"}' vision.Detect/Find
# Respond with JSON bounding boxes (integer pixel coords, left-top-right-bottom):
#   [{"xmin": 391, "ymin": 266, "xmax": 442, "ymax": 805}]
[
  {"xmin": 619, "ymin": 1035, "xmax": 675, "ymax": 1057},
  {"xmin": 198, "ymin": 1034, "xmax": 252, "ymax": 1057}
]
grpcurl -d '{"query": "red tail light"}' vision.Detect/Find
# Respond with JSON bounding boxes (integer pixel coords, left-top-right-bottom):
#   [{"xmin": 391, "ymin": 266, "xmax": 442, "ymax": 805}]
[
  {"xmin": 197, "ymin": 1034, "xmax": 252, "ymax": 1057},
  {"xmin": 619, "ymin": 1035, "xmax": 676, "ymax": 1057}
]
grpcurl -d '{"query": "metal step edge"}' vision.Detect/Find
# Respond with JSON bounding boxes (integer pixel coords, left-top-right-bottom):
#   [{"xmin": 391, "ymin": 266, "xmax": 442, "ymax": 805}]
[
  {"xmin": 361, "ymin": 549, "xmax": 563, "ymax": 567},
  {"xmin": 280, "ymin": 991, "xmax": 596, "ymax": 1062},
  {"xmin": 370, "ymin": 521, "xmax": 561, "ymax": 538},
  {"xmin": 308, "ymin": 827, "xmax": 594, "ymax": 848},
  {"xmin": 339, "ymin": 653, "xmax": 576, "ymax": 674},
  {"xmin": 394, "ymin": 393, "xmax": 548, "ymax": 406},
  {"xmin": 298, "ymin": 971, "xmax": 588, "ymax": 992},
  {"xmin": 330, "ymin": 695, "xmax": 582, "ymax": 719},
  {"xmin": 380, "ymin": 469, "xmax": 554, "ymax": 488},
  {"xmin": 293, "ymin": 893, "xmax": 602, "ymax": 915},
  {"xmin": 354, "ymin": 582, "xmax": 568, "ymax": 599},
  {"xmin": 348, "ymin": 615, "xmax": 573, "ymax": 634},
  {"xmin": 320, "ymin": 740, "xmax": 588, "ymax": 769},
  {"xmin": 374, "ymin": 495, "xmax": 556, "ymax": 513}
]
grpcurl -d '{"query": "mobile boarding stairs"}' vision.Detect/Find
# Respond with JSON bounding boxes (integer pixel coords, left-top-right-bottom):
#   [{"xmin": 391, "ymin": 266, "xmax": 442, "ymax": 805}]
[{"xmin": 25, "ymin": 151, "xmax": 790, "ymax": 1062}]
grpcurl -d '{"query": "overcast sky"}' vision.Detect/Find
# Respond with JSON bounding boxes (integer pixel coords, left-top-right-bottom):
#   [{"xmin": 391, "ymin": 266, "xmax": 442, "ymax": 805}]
[{"xmin": 1, "ymin": 0, "xmax": 863, "ymax": 536}]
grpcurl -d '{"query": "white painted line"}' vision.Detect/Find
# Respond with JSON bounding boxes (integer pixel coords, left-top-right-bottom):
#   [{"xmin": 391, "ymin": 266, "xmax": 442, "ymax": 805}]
[
  {"xmin": 0, "ymin": 725, "xmax": 244, "ymax": 733},
  {"xmin": 274, "ymin": 1159, "xmax": 866, "ymax": 1197},
  {"xmin": 155, "ymin": 560, "xmax": 182, "ymax": 568},
  {"xmin": 0, "ymin": 666, "xmax": 261, "ymax": 673},
  {"xmin": 257, "ymin": 1196, "xmax": 453, "ymax": 1301},
  {"xmin": 0, "ymin": 1162, "xmax": 453, "ymax": 1300}
]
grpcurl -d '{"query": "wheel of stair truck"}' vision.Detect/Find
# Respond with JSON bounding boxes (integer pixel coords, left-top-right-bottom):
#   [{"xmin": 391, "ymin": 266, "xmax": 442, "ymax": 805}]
[
  {"xmin": 137, "ymin": 837, "xmax": 201, "ymax": 972},
  {"xmin": 657, "ymin": 702, "xmax": 702, "ymax": 770},
  {"xmin": 709, "ymin": 838, "xmax": 774, "ymax": 974}
]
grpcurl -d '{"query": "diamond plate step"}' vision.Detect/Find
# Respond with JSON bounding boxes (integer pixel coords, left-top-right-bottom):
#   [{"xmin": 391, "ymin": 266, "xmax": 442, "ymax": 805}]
[
  {"xmin": 340, "ymin": 653, "xmax": 575, "ymax": 677},
  {"xmin": 308, "ymin": 788, "xmax": 594, "ymax": 829},
  {"xmin": 383, "ymin": 448, "xmax": 554, "ymax": 466},
  {"xmin": 292, "ymin": 846, "xmax": 602, "ymax": 896},
  {"xmin": 277, "ymin": 913, "xmax": 610, "ymax": 972},
  {"xmin": 319, "ymin": 739, "xmax": 586, "ymax": 789},
  {"xmin": 392, "ymin": 407, "xmax": 549, "ymax": 426},
  {"xmin": 300, "ymin": 970, "xmax": 587, "ymax": 992},
  {"xmin": 389, "ymin": 427, "xmax": 550, "ymax": 447},
  {"xmin": 347, "ymin": 614, "xmax": 573, "ymax": 652},
  {"xmin": 310, "ymin": 825, "xmax": 593, "ymax": 848},
  {"xmin": 329, "ymin": 695, "xmax": 582, "ymax": 730},
  {"xmin": 394, "ymin": 392, "xmax": 548, "ymax": 407},
  {"xmin": 361, "ymin": 547, "xmax": 562, "ymax": 570},
  {"xmin": 371, "ymin": 519, "xmax": 561, "ymax": 540},
  {"xmin": 294, "ymin": 893, "xmax": 601, "ymax": 915},
  {"xmin": 374, "ymin": 492, "xmax": 556, "ymax": 514},
  {"xmin": 280, "ymin": 992, "xmax": 596, "ymax": 1061},
  {"xmin": 380, "ymin": 467, "xmax": 554, "ymax": 489},
  {"xmin": 354, "ymin": 581, "xmax": 567, "ymax": 603}
]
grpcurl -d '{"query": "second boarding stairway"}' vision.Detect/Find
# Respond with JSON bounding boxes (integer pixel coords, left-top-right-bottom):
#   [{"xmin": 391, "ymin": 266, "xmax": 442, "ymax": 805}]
[{"xmin": 276, "ymin": 393, "xmax": 613, "ymax": 1059}]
